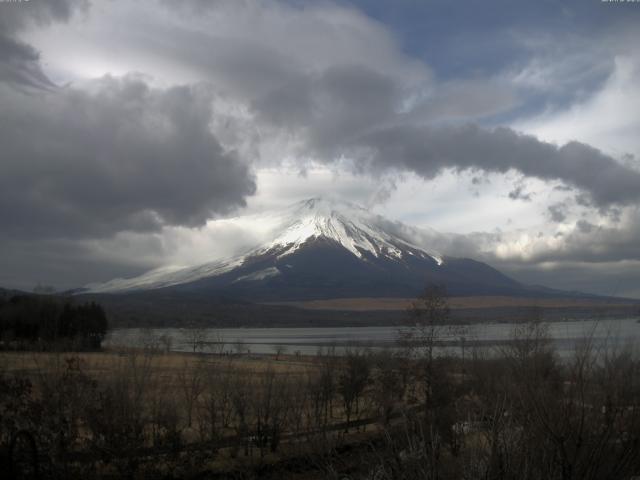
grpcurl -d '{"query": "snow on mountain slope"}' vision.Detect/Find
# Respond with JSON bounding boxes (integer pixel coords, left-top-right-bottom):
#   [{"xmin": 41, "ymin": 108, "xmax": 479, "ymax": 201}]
[
  {"xmin": 259, "ymin": 198, "xmax": 442, "ymax": 261},
  {"xmin": 84, "ymin": 257, "xmax": 246, "ymax": 293},
  {"xmin": 84, "ymin": 197, "xmax": 443, "ymax": 294}
]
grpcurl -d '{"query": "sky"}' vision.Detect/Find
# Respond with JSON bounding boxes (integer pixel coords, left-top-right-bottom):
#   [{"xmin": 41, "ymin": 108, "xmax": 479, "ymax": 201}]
[{"xmin": 1, "ymin": 0, "xmax": 640, "ymax": 298}]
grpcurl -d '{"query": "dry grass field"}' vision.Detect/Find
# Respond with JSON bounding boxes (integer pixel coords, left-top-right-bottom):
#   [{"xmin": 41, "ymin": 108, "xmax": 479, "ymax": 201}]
[
  {"xmin": 0, "ymin": 349, "xmax": 314, "ymax": 378},
  {"xmin": 0, "ymin": 347, "xmax": 392, "ymax": 478},
  {"xmin": 3, "ymin": 330, "xmax": 640, "ymax": 479},
  {"xmin": 267, "ymin": 295, "xmax": 640, "ymax": 311}
]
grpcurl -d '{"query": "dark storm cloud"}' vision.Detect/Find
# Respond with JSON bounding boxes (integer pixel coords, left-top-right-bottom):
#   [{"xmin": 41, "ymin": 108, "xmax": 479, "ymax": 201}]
[
  {"xmin": 524, "ymin": 214, "xmax": 640, "ymax": 265},
  {"xmin": 245, "ymin": 50, "xmax": 640, "ymax": 209},
  {"xmin": 0, "ymin": 76, "xmax": 256, "ymax": 239},
  {"xmin": 576, "ymin": 220, "xmax": 595, "ymax": 234},
  {"xmin": 348, "ymin": 125, "xmax": 640, "ymax": 208},
  {"xmin": 548, "ymin": 203, "xmax": 568, "ymax": 223},
  {"xmin": 0, "ymin": 237, "xmax": 151, "ymax": 291},
  {"xmin": 508, "ymin": 184, "xmax": 533, "ymax": 202},
  {"xmin": 251, "ymin": 65, "xmax": 410, "ymax": 163},
  {"xmin": 0, "ymin": 0, "xmax": 85, "ymax": 70},
  {"xmin": 34, "ymin": 0, "xmax": 635, "ymax": 213},
  {"xmin": 0, "ymin": 34, "xmax": 55, "ymax": 89},
  {"xmin": 0, "ymin": 0, "xmax": 85, "ymax": 33},
  {"xmin": 0, "ymin": 0, "xmax": 88, "ymax": 89},
  {"xmin": 303, "ymin": 65, "xmax": 400, "ymax": 151}
]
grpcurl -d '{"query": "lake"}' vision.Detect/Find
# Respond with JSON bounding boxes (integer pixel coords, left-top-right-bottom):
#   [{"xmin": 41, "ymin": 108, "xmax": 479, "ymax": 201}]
[{"xmin": 104, "ymin": 317, "xmax": 640, "ymax": 357}]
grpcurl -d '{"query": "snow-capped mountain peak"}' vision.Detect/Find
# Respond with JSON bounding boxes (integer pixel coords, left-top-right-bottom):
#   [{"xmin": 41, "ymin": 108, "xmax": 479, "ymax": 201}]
[
  {"xmin": 263, "ymin": 197, "xmax": 422, "ymax": 260},
  {"xmin": 83, "ymin": 197, "xmax": 443, "ymax": 294}
]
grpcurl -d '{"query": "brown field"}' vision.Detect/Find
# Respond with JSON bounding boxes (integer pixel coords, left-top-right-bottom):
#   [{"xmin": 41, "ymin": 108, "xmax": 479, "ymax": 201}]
[
  {"xmin": 266, "ymin": 295, "xmax": 640, "ymax": 311},
  {"xmin": 0, "ymin": 347, "xmax": 421, "ymax": 479},
  {"xmin": 0, "ymin": 349, "xmax": 314, "ymax": 378},
  {"xmin": 4, "ymin": 328, "xmax": 640, "ymax": 479}
]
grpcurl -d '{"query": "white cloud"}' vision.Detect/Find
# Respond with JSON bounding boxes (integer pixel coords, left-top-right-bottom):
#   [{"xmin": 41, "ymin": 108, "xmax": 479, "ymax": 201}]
[{"xmin": 515, "ymin": 55, "xmax": 640, "ymax": 159}]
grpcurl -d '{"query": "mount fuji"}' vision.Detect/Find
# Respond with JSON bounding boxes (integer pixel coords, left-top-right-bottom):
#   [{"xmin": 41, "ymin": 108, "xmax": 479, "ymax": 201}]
[{"xmin": 83, "ymin": 198, "xmax": 530, "ymax": 300}]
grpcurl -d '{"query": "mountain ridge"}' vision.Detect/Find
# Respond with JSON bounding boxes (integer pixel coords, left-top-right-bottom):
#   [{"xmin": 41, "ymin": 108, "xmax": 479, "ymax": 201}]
[
  {"xmin": 80, "ymin": 198, "xmax": 597, "ymax": 301},
  {"xmin": 84, "ymin": 197, "xmax": 446, "ymax": 295}
]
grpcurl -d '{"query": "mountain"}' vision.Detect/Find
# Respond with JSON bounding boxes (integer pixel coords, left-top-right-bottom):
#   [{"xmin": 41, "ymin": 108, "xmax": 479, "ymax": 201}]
[{"xmin": 83, "ymin": 197, "xmax": 534, "ymax": 300}]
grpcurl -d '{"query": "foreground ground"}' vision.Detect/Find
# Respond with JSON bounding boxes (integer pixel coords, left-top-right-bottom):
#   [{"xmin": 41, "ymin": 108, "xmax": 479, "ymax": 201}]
[{"xmin": 3, "ymin": 320, "xmax": 640, "ymax": 479}]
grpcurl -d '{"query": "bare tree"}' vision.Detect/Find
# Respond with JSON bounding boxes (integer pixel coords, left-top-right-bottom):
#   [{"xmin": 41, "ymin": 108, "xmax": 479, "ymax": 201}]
[
  {"xmin": 233, "ymin": 338, "xmax": 246, "ymax": 356},
  {"xmin": 141, "ymin": 327, "xmax": 160, "ymax": 352},
  {"xmin": 400, "ymin": 284, "xmax": 450, "ymax": 360},
  {"xmin": 397, "ymin": 285, "xmax": 460, "ymax": 477},
  {"xmin": 230, "ymin": 373, "xmax": 251, "ymax": 457},
  {"xmin": 398, "ymin": 285, "xmax": 452, "ymax": 410},
  {"xmin": 208, "ymin": 330, "xmax": 226, "ymax": 355},
  {"xmin": 338, "ymin": 348, "xmax": 371, "ymax": 432},
  {"xmin": 183, "ymin": 326, "xmax": 207, "ymax": 353},
  {"xmin": 272, "ymin": 344, "xmax": 287, "ymax": 360},
  {"xmin": 251, "ymin": 368, "xmax": 289, "ymax": 456},
  {"xmin": 83, "ymin": 350, "xmax": 156, "ymax": 477},
  {"xmin": 372, "ymin": 350, "xmax": 404, "ymax": 425},
  {"xmin": 158, "ymin": 333, "xmax": 172, "ymax": 354},
  {"xmin": 198, "ymin": 360, "xmax": 235, "ymax": 446},
  {"xmin": 177, "ymin": 357, "xmax": 207, "ymax": 428},
  {"xmin": 306, "ymin": 349, "xmax": 338, "ymax": 433},
  {"xmin": 285, "ymin": 374, "xmax": 308, "ymax": 442}
]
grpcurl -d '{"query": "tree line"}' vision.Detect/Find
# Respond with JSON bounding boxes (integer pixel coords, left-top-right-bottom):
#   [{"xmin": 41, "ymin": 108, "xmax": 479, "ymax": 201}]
[{"xmin": 0, "ymin": 294, "xmax": 108, "ymax": 349}]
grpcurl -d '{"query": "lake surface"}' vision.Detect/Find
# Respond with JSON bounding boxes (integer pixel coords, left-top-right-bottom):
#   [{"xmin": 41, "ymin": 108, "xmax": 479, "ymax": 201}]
[{"xmin": 105, "ymin": 317, "xmax": 640, "ymax": 357}]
